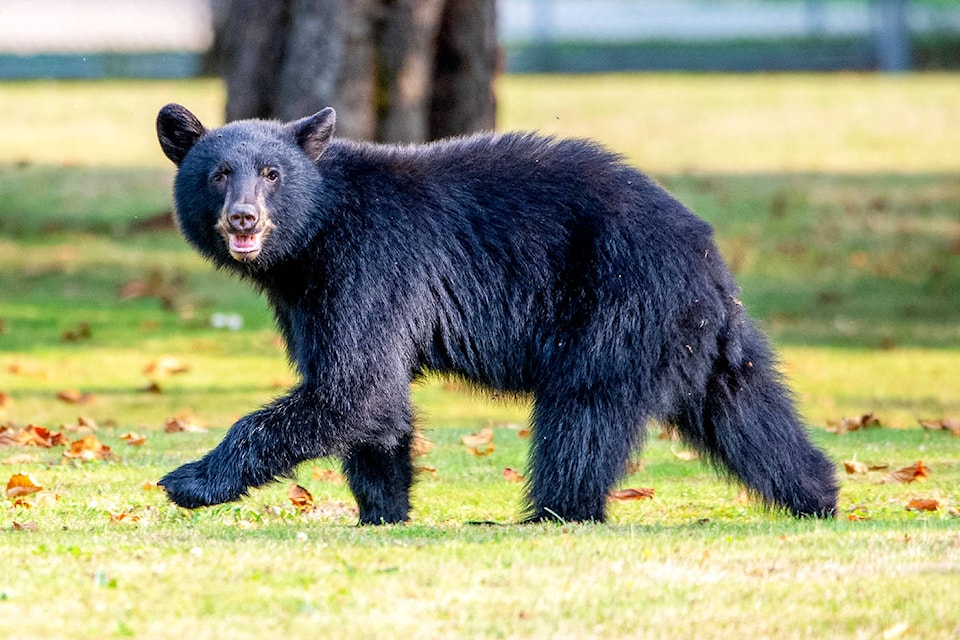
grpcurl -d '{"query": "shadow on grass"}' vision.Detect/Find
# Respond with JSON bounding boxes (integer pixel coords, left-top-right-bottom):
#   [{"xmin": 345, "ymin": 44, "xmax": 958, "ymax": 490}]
[{"xmin": 2, "ymin": 165, "xmax": 959, "ymax": 349}]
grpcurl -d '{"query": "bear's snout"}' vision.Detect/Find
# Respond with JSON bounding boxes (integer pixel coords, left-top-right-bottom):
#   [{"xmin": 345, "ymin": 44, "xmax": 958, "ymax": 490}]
[
  {"xmin": 216, "ymin": 203, "xmax": 274, "ymax": 263},
  {"xmin": 227, "ymin": 203, "xmax": 260, "ymax": 233}
]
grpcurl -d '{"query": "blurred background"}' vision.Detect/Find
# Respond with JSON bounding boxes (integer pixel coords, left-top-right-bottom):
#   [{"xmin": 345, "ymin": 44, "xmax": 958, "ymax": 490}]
[
  {"xmin": 1, "ymin": 0, "xmax": 959, "ymax": 138},
  {"xmin": 0, "ymin": 1, "xmax": 957, "ymax": 430}
]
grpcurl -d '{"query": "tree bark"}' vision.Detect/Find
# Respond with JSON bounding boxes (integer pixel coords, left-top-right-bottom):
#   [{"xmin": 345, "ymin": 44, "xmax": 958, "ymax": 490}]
[
  {"xmin": 211, "ymin": 0, "xmax": 497, "ymax": 142},
  {"xmin": 430, "ymin": 0, "xmax": 498, "ymax": 139}
]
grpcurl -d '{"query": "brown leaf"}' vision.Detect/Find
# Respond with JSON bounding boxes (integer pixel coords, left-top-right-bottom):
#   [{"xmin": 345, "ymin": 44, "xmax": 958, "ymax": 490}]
[
  {"xmin": 11, "ymin": 520, "xmax": 38, "ymax": 531},
  {"xmin": 56, "ymin": 389, "xmax": 95, "ymax": 405},
  {"xmin": 905, "ymin": 498, "xmax": 939, "ymax": 512},
  {"xmin": 846, "ymin": 505, "xmax": 870, "ymax": 521},
  {"xmin": 411, "ymin": 430, "xmax": 433, "ymax": 457},
  {"xmin": 503, "ymin": 468, "xmax": 526, "ymax": 483},
  {"xmin": 461, "ymin": 427, "xmax": 494, "ymax": 447},
  {"xmin": 844, "ymin": 460, "xmax": 869, "ymax": 474},
  {"xmin": 608, "ymin": 487, "xmax": 655, "ymax": 501},
  {"xmin": 657, "ymin": 426, "xmax": 681, "ymax": 441},
  {"xmin": 6, "ymin": 472, "xmax": 42, "ymax": 498},
  {"xmin": 826, "ymin": 413, "xmax": 882, "ymax": 434},
  {"xmin": 63, "ymin": 435, "xmax": 116, "ymax": 462},
  {"xmin": 61, "ymin": 321, "xmax": 92, "ymax": 343},
  {"xmin": 139, "ymin": 381, "xmax": 164, "ymax": 394},
  {"xmin": 143, "ymin": 355, "xmax": 189, "ymax": 378},
  {"xmin": 418, "ymin": 465, "xmax": 437, "ymax": 474},
  {"xmin": 163, "ymin": 412, "xmax": 206, "ymax": 433},
  {"xmin": 0, "ymin": 425, "xmax": 18, "ymax": 447},
  {"xmin": 517, "ymin": 428, "xmax": 531, "ymax": 439},
  {"xmin": 16, "ymin": 424, "xmax": 67, "ymax": 448},
  {"xmin": 466, "ymin": 444, "xmax": 496, "ymax": 457},
  {"xmin": 108, "ymin": 510, "xmax": 141, "ymax": 524},
  {"xmin": 919, "ymin": 418, "xmax": 960, "ymax": 436},
  {"xmin": 287, "ymin": 483, "xmax": 314, "ymax": 511},
  {"xmin": 73, "ymin": 416, "xmax": 98, "ymax": 432},
  {"xmin": 883, "ymin": 461, "xmax": 928, "ymax": 484},
  {"xmin": 120, "ymin": 432, "xmax": 147, "ymax": 446},
  {"xmin": 2, "ymin": 453, "xmax": 39, "ymax": 465},
  {"xmin": 672, "ymin": 449, "xmax": 699, "ymax": 461},
  {"xmin": 0, "ymin": 391, "xmax": 12, "ymax": 410},
  {"xmin": 312, "ymin": 468, "xmax": 344, "ymax": 484}
]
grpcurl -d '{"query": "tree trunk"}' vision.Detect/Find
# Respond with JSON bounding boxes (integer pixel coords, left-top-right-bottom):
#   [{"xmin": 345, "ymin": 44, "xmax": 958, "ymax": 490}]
[
  {"xmin": 211, "ymin": 0, "xmax": 497, "ymax": 142},
  {"xmin": 430, "ymin": 0, "xmax": 498, "ymax": 139}
]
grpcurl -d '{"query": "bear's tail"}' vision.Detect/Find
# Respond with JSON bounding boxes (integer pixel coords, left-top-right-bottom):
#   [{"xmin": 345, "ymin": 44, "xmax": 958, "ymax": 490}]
[{"xmin": 672, "ymin": 306, "xmax": 838, "ymax": 518}]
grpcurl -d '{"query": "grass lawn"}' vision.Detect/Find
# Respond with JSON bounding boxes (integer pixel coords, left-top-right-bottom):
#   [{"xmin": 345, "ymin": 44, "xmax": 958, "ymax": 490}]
[{"xmin": 0, "ymin": 75, "xmax": 958, "ymax": 639}]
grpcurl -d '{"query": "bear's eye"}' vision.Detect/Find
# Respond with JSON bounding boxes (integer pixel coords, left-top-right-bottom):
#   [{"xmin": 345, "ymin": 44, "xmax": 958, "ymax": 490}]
[
  {"xmin": 262, "ymin": 168, "xmax": 281, "ymax": 183},
  {"xmin": 211, "ymin": 167, "xmax": 232, "ymax": 184}
]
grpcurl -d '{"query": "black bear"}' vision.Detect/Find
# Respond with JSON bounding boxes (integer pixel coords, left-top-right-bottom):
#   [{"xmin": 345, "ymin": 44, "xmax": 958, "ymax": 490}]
[{"xmin": 156, "ymin": 103, "xmax": 837, "ymax": 524}]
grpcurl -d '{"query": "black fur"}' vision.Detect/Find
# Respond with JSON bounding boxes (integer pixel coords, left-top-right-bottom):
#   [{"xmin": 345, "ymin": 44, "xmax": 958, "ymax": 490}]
[{"xmin": 156, "ymin": 104, "xmax": 838, "ymax": 524}]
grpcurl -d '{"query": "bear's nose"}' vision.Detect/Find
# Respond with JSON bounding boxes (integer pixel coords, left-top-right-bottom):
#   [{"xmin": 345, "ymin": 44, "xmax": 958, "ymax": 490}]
[{"xmin": 228, "ymin": 204, "xmax": 259, "ymax": 231}]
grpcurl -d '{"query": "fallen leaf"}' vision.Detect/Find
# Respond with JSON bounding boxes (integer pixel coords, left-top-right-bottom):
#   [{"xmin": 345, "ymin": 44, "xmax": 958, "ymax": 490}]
[
  {"xmin": 142, "ymin": 480, "xmax": 160, "ymax": 491},
  {"xmin": 847, "ymin": 505, "xmax": 870, "ymax": 521},
  {"xmin": 672, "ymin": 449, "xmax": 699, "ymax": 461},
  {"xmin": 844, "ymin": 460, "xmax": 869, "ymax": 474},
  {"xmin": 140, "ymin": 381, "xmax": 164, "ymax": 394},
  {"xmin": 418, "ymin": 465, "xmax": 437, "ymax": 474},
  {"xmin": 120, "ymin": 432, "xmax": 147, "ymax": 446},
  {"xmin": 0, "ymin": 391, "xmax": 12, "ymax": 410},
  {"xmin": 467, "ymin": 444, "xmax": 496, "ymax": 457},
  {"xmin": 16, "ymin": 424, "xmax": 67, "ymax": 448},
  {"xmin": 143, "ymin": 355, "xmax": 189, "ymax": 377},
  {"xmin": 826, "ymin": 413, "xmax": 882, "ymax": 434},
  {"xmin": 905, "ymin": 498, "xmax": 939, "ymax": 512},
  {"xmin": 503, "ymin": 468, "xmax": 525, "ymax": 483},
  {"xmin": 56, "ymin": 389, "xmax": 95, "ymax": 405},
  {"xmin": 61, "ymin": 321, "xmax": 92, "ymax": 343},
  {"xmin": 72, "ymin": 416, "xmax": 98, "ymax": 432},
  {"xmin": 163, "ymin": 412, "xmax": 206, "ymax": 433},
  {"xmin": 11, "ymin": 521, "xmax": 37, "ymax": 531},
  {"xmin": 63, "ymin": 435, "xmax": 116, "ymax": 462},
  {"xmin": 411, "ymin": 430, "xmax": 433, "ymax": 457},
  {"xmin": 883, "ymin": 461, "xmax": 928, "ymax": 484},
  {"xmin": 608, "ymin": 487, "xmax": 655, "ymax": 501},
  {"xmin": 108, "ymin": 510, "xmax": 141, "ymax": 524},
  {"xmin": 2, "ymin": 453, "xmax": 39, "ymax": 465},
  {"xmin": 517, "ymin": 428, "xmax": 531, "ymax": 439},
  {"xmin": 461, "ymin": 427, "xmax": 493, "ymax": 447},
  {"xmin": 919, "ymin": 418, "xmax": 960, "ymax": 437},
  {"xmin": 298, "ymin": 500, "xmax": 359, "ymax": 521},
  {"xmin": 658, "ymin": 426, "xmax": 681, "ymax": 441},
  {"xmin": 287, "ymin": 483, "xmax": 314, "ymax": 511},
  {"xmin": 6, "ymin": 472, "xmax": 42, "ymax": 498},
  {"xmin": 312, "ymin": 468, "xmax": 344, "ymax": 484}
]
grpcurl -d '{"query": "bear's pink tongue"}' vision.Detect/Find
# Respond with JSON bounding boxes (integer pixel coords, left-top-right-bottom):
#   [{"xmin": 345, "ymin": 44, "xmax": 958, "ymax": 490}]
[{"xmin": 230, "ymin": 234, "xmax": 258, "ymax": 251}]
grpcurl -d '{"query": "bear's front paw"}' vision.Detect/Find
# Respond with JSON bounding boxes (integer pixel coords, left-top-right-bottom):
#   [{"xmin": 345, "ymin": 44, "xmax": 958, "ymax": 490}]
[{"xmin": 159, "ymin": 459, "xmax": 243, "ymax": 509}]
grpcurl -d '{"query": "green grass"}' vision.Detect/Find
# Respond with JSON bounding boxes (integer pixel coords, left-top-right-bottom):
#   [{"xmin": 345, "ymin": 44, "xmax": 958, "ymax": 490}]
[{"xmin": 0, "ymin": 75, "xmax": 959, "ymax": 639}]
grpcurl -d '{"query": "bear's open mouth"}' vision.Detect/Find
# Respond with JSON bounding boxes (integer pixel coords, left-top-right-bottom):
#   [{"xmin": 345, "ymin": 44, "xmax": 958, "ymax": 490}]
[{"xmin": 227, "ymin": 231, "xmax": 265, "ymax": 261}]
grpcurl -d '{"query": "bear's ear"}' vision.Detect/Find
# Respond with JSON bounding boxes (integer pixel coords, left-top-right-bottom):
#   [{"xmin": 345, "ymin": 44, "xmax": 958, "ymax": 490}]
[
  {"xmin": 287, "ymin": 107, "xmax": 336, "ymax": 163},
  {"xmin": 157, "ymin": 103, "xmax": 207, "ymax": 166}
]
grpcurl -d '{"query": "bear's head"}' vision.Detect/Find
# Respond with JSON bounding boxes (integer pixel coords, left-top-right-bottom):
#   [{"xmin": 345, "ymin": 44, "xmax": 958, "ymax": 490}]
[{"xmin": 156, "ymin": 104, "xmax": 335, "ymax": 270}]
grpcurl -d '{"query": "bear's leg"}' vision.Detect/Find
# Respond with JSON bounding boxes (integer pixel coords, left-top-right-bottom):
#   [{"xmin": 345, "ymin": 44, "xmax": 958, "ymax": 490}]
[
  {"xmin": 161, "ymin": 384, "xmax": 365, "ymax": 508},
  {"xmin": 526, "ymin": 389, "xmax": 643, "ymax": 523},
  {"xmin": 341, "ymin": 432, "xmax": 415, "ymax": 525}
]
